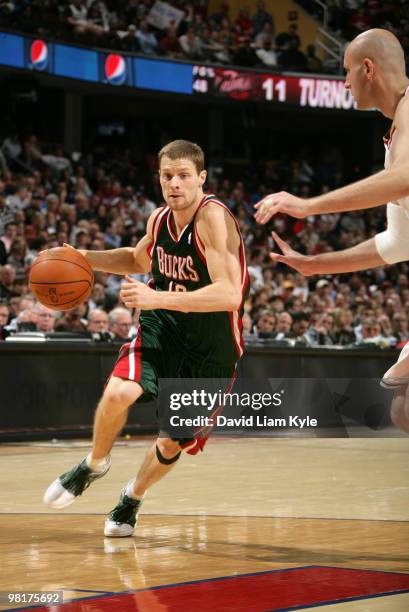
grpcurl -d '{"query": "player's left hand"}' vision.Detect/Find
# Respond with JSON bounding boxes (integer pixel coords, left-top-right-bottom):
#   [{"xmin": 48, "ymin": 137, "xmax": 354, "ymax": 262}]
[
  {"xmin": 269, "ymin": 232, "xmax": 316, "ymax": 276},
  {"xmin": 120, "ymin": 276, "xmax": 160, "ymax": 310},
  {"xmin": 254, "ymin": 191, "xmax": 309, "ymax": 223}
]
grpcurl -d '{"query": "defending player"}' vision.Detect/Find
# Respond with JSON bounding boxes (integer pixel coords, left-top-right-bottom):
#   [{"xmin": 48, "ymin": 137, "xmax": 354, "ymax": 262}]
[
  {"xmin": 44, "ymin": 140, "xmax": 249, "ymax": 535},
  {"xmin": 254, "ymin": 29, "xmax": 409, "ymax": 432}
]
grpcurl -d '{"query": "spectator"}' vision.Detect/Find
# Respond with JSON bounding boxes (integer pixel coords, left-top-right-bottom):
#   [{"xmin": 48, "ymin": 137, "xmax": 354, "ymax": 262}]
[
  {"xmin": 255, "ymin": 40, "xmax": 277, "ymax": 67},
  {"xmin": 358, "ymin": 317, "xmax": 392, "ymax": 347},
  {"xmin": 306, "ymin": 313, "xmax": 334, "ymax": 346},
  {"xmin": 67, "ymin": 0, "xmax": 87, "ymax": 24},
  {"xmin": 86, "ymin": 307, "xmax": 112, "ymax": 340},
  {"xmin": 256, "ymin": 309, "xmax": 276, "ymax": 339},
  {"xmin": 130, "ymin": 191, "xmax": 157, "ymax": 222},
  {"xmin": 179, "ymin": 26, "xmax": 203, "ymax": 60},
  {"xmin": 86, "ymin": 1, "xmax": 109, "ymax": 35},
  {"xmin": 254, "ymin": 22, "xmax": 275, "ymax": 49},
  {"xmin": 88, "ymin": 283, "xmax": 107, "ymax": 310},
  {"xmin": 279, "ymin": 38, "xmax": 308, "ymax": 72},
  {"xmin": 66, "ymin": 0, "xmax": 106, "ymax": 37},
  {"xmin": 0, "ymin": 196, "xmax": 16, "ymax": 235},
  {"xmin": 117, "ymin": 24, "xmax": 141, "ymax": 53},
  {"xmin": 55, "ymin": 305, "xmax": 87, "ymax": 332},
  {"xmin": 332, "ymin": 309, "xmax": 356, "ymax": 345},
  {"xmin": 35, "ymin": 304, "xmax": 57, "ymax": 333},
  {"xmin": 0, "ymin": 265, "xmax": 16, "ymax": 299},
  {"xmin": 212, "ymin": 39, "xmax": 232, "ymax": 64},
  {"xmin": 276, "ymin": 23, "xmax": 300, "ymax": 52},
  {"xmin": 242, "ymin": 311, "xmax": 255, "ymax": 338},
  {"xmin": 159, "ymin": 25, "xmax": 183, "ymax": 58},
  {"xmin": 136, "ymin": 19, "xmax": 158, "ymax": 55},
  {"xmin": 306, "ymin": 44, "xmax": 323, "ymax": 73},
  {"xmin": 236, "ymin": 9, "xmax": 253, "ymax": 36},
  {"xmin": 233, "ymin": 39, "xmax": 259, "ymax": 67},
  {"xmin": 199, "ymin": 27, "xmax": 221, "ymax": 61},
  {"xmin": 0, "ymin": 300, "xmax": 9, "ymax": 339},
  {"xmin": 108, "ymin": 306, "xmax": 133, "ymax": 341},
  {"xmin": 290, "ymin": 313, "xmax": 311, "ymax": 344},
  {"xmin": 378, "ymin": 314, "xmax": 395, "ymax": 342},
  {"xmin": 104, "ymin": 221, "xmax": 121, "ymax": 249},
  {"xmin": 204, "ymin": 29, "xmax": 224, "ymax": 59},
  {"xmin": 392, "ymin": 312, "xmax": 409, "ymax": 345},
  {"xmin": 1, "ymin": 133, "xmax": 22, "ymax": 170},
  {"xmin": 7, "ymin": 183, "xmax": 30, "ymax": 210},
  {"xmin": 87, "ymin": 308, "xmax": 109, "ymax": 333},
  {"xmin": 15, "ymin": 307, "xmax": 38, "ymax": 332},
  {"xmin": 209, "ymin": 3, "xmax": 230, "ymax": 28},
  {"xmin": 7, "ymin": 238, "xmax": 35, "ymax": 280},
  {"xmin": 5, "ymin": 295, "xmax": 35, "ymax": 331},
  {"xmin": 0, "ymin": 222, "xmax": 17, "ymax": 254},
  {"xmin": 273, "ymin": 312, "xmax": 293, "ymax": 340},
  {"xmin": 252, "ymin": 1, "xmax": 274, "ymax": 34}
]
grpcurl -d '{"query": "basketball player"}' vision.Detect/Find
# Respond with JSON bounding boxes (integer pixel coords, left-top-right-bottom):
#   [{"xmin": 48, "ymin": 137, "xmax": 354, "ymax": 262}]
[
  {"xmin": 254, "ymin": 29, "xmax": 409, "ymax": 432},
  {"xmin": 44, "ymin": 140, "xmax": 249, "ymax": 535}
]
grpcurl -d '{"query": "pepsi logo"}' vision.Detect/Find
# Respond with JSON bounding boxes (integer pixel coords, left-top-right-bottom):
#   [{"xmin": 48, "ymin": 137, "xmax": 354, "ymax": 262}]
[
  {"xmin": 30, "ymin": 40, "xmax": 48, "ymax": 71},
  {"xmin": 105, "ymin": 54, "xmax": 127, "ymax": 85}
]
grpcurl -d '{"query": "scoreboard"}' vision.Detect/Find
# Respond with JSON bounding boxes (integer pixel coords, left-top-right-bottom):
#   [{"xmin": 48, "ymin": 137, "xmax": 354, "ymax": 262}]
[
  {"xmin": 193, "ymin": 66, "xmax": 355, "ymax": 110},
  {"xmin": 0, "ymin": 30, "xmax": 356, "ymax": 111}
]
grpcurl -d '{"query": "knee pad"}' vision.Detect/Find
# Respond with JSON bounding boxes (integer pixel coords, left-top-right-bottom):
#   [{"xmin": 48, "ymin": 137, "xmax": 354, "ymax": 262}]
[{"xmin": 156, "ymin": 444, "xmax": 181, "ymax": 465}]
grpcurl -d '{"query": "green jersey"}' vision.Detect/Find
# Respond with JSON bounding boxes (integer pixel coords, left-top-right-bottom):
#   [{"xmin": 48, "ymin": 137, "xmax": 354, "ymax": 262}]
[{"xmin": 142, "ymin": 194, "xmax": 249, "ymax": 367}]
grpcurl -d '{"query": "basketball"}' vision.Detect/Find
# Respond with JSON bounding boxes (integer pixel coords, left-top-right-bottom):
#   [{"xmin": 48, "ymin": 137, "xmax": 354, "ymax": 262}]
[{"xmin": 29, "ymin": 247, "xmax": 94, "ymax": 311}]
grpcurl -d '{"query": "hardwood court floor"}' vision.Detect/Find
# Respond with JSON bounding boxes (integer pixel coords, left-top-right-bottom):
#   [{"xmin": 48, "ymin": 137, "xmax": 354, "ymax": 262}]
[{"xmin": 0, "ymin": 437, "xmax": 408, "ymax": 611}]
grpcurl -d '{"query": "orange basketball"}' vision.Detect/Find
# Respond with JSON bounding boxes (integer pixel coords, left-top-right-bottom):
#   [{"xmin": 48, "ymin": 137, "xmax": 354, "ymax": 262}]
[{"xmin": 29, "ymin": 247, "xmax": 94, "ymax": 311}]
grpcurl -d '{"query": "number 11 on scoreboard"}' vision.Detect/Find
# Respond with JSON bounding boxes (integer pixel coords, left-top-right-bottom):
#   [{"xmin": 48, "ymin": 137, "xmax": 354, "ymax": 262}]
[{"xmin": 262, "ymin": 78, "xmax": 287, "ymax": 102}]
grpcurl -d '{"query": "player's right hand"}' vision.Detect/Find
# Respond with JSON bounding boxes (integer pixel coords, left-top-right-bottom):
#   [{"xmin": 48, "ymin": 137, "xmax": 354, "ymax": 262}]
[
  {"xmin": 254, "ymin": 191, "xmax": 309, "ymax": 224},
  {"xmin": 269, "ymin": 232, "xmax": 316, "ymax": 276}
]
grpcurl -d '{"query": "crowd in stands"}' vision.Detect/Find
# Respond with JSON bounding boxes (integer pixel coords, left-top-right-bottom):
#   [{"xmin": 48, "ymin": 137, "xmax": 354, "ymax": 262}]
[
  {"xmin": 298, "ymin": 0, "xmax": 409, "ymax": 64},
  {"xmin": 1, "ymin": 131, "xmax": 409, "ymax": 350},
  {"xmin": 0, "ymin": 0, "xmax": 323, "ymax": 73},
  {"xmin": 3, "ymin": 1, "xmax": 409, "ymax": 74}
]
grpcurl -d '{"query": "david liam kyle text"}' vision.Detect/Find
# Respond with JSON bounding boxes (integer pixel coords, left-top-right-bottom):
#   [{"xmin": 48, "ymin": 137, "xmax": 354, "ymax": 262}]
[{"xmin": 169, "ymin": 415, "xmax": 318, "ymax": 428}]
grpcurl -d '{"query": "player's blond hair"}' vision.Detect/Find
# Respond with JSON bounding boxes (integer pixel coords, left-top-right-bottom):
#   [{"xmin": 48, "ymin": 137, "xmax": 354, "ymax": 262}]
[{"xmin": 158, "ymin": 140, "xmax": 205, "ymax": 174}]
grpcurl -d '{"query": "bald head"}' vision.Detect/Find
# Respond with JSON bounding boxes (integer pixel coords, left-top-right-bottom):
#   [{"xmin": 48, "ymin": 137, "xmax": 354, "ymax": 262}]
[
  {"xmin": 344, "ymin": 29, "xmax": 409, "ymax": 114},
  {"xmin": 347, "ymin": 29, "xmax": 405, "ymax": 74}
]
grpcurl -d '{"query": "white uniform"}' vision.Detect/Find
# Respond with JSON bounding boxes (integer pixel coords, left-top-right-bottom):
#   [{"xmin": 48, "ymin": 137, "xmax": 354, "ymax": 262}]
[{"xmin": 375, "ymin": 95, "xmax": 409, "ymax": 387}]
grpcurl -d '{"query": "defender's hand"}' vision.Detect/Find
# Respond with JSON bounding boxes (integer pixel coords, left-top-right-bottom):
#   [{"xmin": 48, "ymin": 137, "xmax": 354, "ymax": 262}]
[
  {"xmin": 254, "ymin": 192, "xmax": 310, "ymax": 223},
  {"xmin": 120, "ymin": 276, "xmax": 160, "ymax": 309},
  {"xmin": 269, "ymin": 232, "xmax": 316, "ymax": 276}
]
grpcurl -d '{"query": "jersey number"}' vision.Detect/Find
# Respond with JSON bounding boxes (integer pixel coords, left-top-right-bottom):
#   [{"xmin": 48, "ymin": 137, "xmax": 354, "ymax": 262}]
[{"xmin": 169, "ymin": 281, "xmax": 187, "ymax": 292}]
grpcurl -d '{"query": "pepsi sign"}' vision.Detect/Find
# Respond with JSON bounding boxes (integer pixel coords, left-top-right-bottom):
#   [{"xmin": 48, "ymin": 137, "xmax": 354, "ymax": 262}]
[
  {"xmin": 101, "ymin": 54, "xmax": 134, "ymax": 87},
  {"xmin": 30, "ymin": 39, "xmax": 49, "ymax": 71},
  {"xmin": 24, "ymin": 37, "xmax": 54, "ymax": 73}
]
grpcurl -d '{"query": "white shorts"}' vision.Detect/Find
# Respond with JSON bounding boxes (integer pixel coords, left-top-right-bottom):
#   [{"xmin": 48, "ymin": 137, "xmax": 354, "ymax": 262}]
[{"xmin": 380, "ymin": 342, "xmax": 409, "ymax": 388}]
